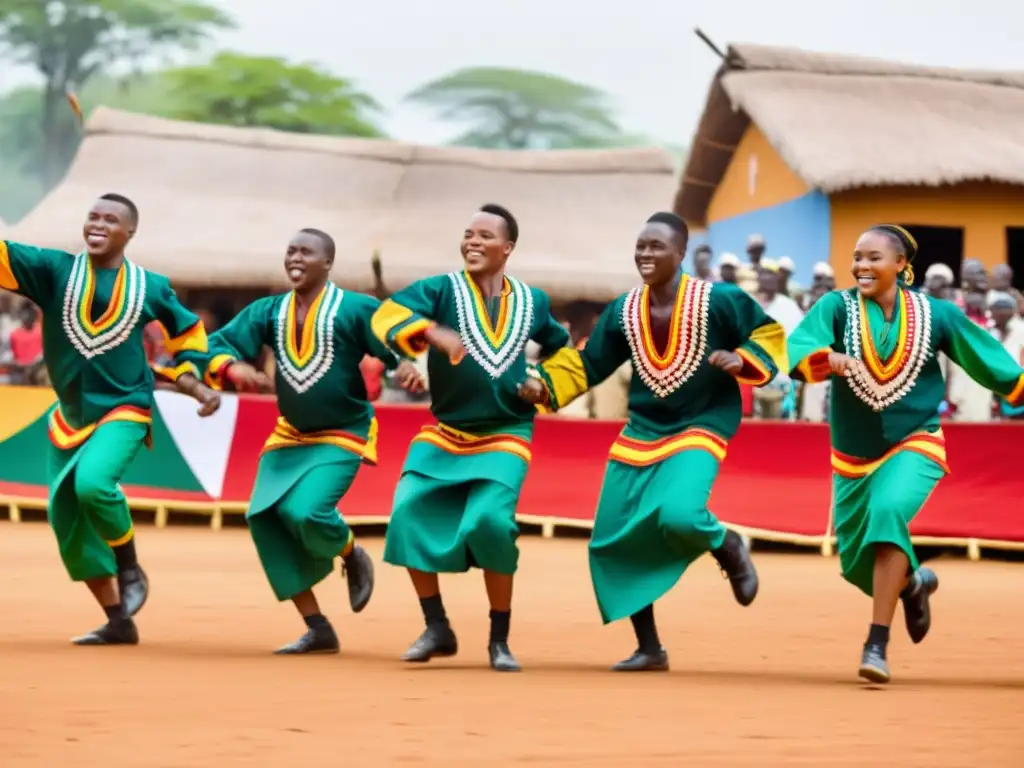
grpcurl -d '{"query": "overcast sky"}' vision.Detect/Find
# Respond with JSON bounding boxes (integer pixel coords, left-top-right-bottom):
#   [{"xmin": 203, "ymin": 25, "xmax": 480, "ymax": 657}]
[
  {"xmin": 206, "ymin": 0, "xmax": 1021, "ymax": 146},
  {"xmin": 3, "ymin": 0, "xmax": 1021, "ymax": 146}
]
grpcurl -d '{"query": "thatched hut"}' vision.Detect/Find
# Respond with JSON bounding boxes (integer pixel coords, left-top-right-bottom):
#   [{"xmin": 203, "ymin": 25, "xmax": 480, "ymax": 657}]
[
  {"xmin": 10, "ymin": 108, "xmax": 678, "ymax": 303},
  {"xmin": 676, "ymin": 43, "xmax": 1024, "ymax": 287}
]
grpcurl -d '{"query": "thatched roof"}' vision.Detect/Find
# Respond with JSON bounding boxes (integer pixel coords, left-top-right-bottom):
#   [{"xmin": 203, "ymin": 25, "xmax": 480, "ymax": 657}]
[
  {"xmin": 676, "ymin": 44, "xmax": 1024, "ymax": 226},
  {"xmin": 9, "ymin": 108, "xmax": 677, "ymax": 301}
]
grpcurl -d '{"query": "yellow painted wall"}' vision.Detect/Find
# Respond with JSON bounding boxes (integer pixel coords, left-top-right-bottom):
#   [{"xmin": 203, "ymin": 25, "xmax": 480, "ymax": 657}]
[
  {"xmin": 829, "ymin": 183, "xmax": 1024, "ymax": 288},
  {"xmin": 706, "ymin": 125, "xmax": 811, "ymax": 223},
  {"xmin": 0, "ymin": 385, "xmax": 55, "ymax": 442}
]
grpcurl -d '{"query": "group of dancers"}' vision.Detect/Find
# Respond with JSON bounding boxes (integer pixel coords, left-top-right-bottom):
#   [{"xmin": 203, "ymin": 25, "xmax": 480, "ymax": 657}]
[{"xmin": 2, "ymin": 195, "xmax": 1022, "ymax": 684}]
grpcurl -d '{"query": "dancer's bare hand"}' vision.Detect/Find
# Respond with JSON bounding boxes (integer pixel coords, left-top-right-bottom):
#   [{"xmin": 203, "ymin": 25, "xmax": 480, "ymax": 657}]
[
  {"xmin": 395, "ymin": 360, "xmax": 426, "ymax": 393},
  {"xmin": 828, "ymin": 353, "xmax": 860, "ymax": 377},
  {"xmin": 424, "ymin": 325, "xmax": 465, "ymax": 364},
  {"xmin": 517, "ymin": 376, "xmax": 549, "ymax": 405},
  {"xmin": 708, "ymin": 349, "xmax": 743, "ymax": 374}
]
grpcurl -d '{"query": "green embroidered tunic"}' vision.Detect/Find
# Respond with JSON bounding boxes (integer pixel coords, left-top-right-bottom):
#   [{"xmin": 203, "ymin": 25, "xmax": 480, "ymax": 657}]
[
  {"xmin": 787, "ymin": 287, "xmax": 1024, "ymax": 595},
  {"xmin": 0, "ymin": 240, "xmax": 207, "ymax": 438},
  {"xmin": 371, "ymin": 270, "xmax": 569, "ymax": 575},
  {"xmin": 200, "ymin": 282, "xmax": 399, "ymax": 601},
  {"xmin": 529, "ymin": 275, "xmax": 789, "ymax": 623},
  {"xmin": 1, "ymin": 239, "xmax": 208, "ymax": 583}
]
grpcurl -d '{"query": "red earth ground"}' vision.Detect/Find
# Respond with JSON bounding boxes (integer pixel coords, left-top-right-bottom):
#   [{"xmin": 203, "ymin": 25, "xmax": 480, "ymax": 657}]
[{"xmin": 1, "ymin": 523, "xmax": 1022, "ymax": 766}]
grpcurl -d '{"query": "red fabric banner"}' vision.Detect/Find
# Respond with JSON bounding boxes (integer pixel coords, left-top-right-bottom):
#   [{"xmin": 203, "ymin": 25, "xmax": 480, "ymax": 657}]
[{"xmin": 3, "ymin": 391, "xmax": 1022, "ymax": 546}]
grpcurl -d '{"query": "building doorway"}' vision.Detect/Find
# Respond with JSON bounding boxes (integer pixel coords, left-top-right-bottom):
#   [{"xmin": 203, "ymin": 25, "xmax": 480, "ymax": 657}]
[
  {"xmin": 899, "ymin": 225, "xmax": 964, "ymax": 285},
  {"xmin": 1006, "ymin": 228, "xmax": 1024, "ymax": 290}
]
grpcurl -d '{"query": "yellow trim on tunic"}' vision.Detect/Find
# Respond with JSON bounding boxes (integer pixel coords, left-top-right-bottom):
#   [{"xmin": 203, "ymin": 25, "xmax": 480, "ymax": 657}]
[
  {"xmin": 795, "ymin": 349, "xmax": 833, "ymax": 383},
  {"xmin": 261, "ymin": 416, "xmax": 379, "ymax": 465},
  {"xmin": 152, "ymin": 362, "xmax": 200, "ymax": 383},
  {"xmin": 608, "ymin": 428, "xmax": 728, "ymax": 467},
  {"xmin": 535, "ymin": 347, "xmax": 589, "ymax": 409},
  {"xmin": 464, "ymin": 272, "xmax": 513, "ymax": 348},
  {"xmin": 78, "ymin": 260, "xmax": 127, "ymax": 336},
  {"xmin": 412, "ymin": 423, "xmax": 532, "ymax": 463},
  {"xmin": 637, "ymin": 275, "xmax": 688, "ymax": 369},
  {"xmin": 0, "ymin": 241, "xmax": 18, "ymax": 291},
  {"xmin": 162, "ymin": 320, "xmax": 209, "ymax": 356},
  {"xmin": 859, "ymin": 290, "xmax": 909, "ymax": 382},
  {"xmin": 830, "ymin": 430, "xmax": 948, "ymax": 478},
  {"xmin": 746, "ymin": 321, "xmax": 788, "ymax": 373},
  {"xmin": 284, "ymin": 286, "xmax": 326, "ymax": 368},
  {"xmin": 203, "ymin": 354, "xmax": 237, "ymax": 390},
  {"xmin": 48, "ymin": 405, "xmax": 154, "ymax": 452},
  {"xmin": 1005, "ymin": 373, "xmax": 1024, "ymax": 406},
  {"xmin": 371, "ymin": 300, "xmax": 433, "ymax": 358}
]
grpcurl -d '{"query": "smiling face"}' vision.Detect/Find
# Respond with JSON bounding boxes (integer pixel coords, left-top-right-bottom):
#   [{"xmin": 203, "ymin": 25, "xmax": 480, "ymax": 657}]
[
  {"xmin": 634, "ymin": 222, "xmax": 683, "ymax": 287},
  {"xmin": 284, "ymin": 231, "xmax": 332, "ymax": 293},
  {"xmin": 460, "ymin": 212, "xmax": 513, "ymax": 277},
  {"xmin": 851, "ymin": 230, "xmax": 906, "ymax": 300},
  {"xmin": 82, "ymin": 198, "xmax": 134, "ymax": 259}
]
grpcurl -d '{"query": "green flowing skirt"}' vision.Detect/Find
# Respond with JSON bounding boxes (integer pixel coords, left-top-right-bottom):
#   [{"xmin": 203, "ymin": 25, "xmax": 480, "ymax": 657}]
[
  {"xmin": 383, "ymin": 433, "xmax": 527, "ymax": 575},
  {"xmin": 246, "ymin": 444, "xmax": 360, "ymax": 601},
  {"xmin": 47, "ymin": 420, "xmax": 148, "ymax": 581},
  {"xmin": 832, "ymin": 450, "xmax": 945, "ymax": 596},
  {"xmin": 589, "ymin": 446, "xmax": 728, "ymax": 624}
]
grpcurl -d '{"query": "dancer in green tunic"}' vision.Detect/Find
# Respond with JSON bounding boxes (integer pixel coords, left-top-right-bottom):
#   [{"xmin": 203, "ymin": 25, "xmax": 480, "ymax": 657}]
[
  {"xmin": 519, "ymin": 212, "xmax": 785, "ymax": 671},
  {"xmin": 201, "ymin": 228, "xmax": 424, "ymax": 655},
  {"xmin": 0, "ymin": 194, "xmax": 220, "ymax": 646},
  {"xmin": 371, "ymin": 204, "xmax": 570, "ymax": 672},
  {"xmin": 787, "ymin": 224, "xmax": 1024, "ymax": 684}
]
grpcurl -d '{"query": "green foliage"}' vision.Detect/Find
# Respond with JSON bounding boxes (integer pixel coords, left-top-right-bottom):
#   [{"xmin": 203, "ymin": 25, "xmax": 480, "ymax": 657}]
[
  {"xmin": 0, "ymin": 71, "xmax": 181, "ymax": 222},
  {"xmin": 0, "ymin": 0, "xmax": 232, "ymax": 186},
  {"xmin": 406, "ymin": 67, "xmax": 625, "ymax": 150},
  {"xmin": 161, "ymin": 52, "xmax": 385, "ymax": 137}
]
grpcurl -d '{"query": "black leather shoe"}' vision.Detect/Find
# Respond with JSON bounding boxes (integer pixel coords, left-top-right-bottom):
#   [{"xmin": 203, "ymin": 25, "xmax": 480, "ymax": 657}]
[
  {"xmin": 72, "ymin": 619, "xmax": 139, "ymax": 646},
  {"xmin": 488, "ymin": 641, "xmax": 521, "ymax": 672},
  {"xmin": 901, "ymin": 567, "xmax": 939, "ymax": 644},
  {"xmin": 342, "ymin": 545, "xmax": 374, "ymax": 613},
  {"xmin": 273, "ymin": 626, "xmax": 339, "ymax": 655},
  {"xmin": 401, "ymin": 623, "xmax": 458, "ymax": 662},
  {"xmin": 611, "ymin": 647, "xmax": 669, "ymax": 672},
  {"xmin": 118, "ymin": 565, "xmax": 149, "ymax": 617},
  {"xmin": 711, "ymin": 530, "xmax": 759, "ymax": 606},
  {"xmin": 858, "ymin": 643, "xmax": 890, "ymax": 684}
]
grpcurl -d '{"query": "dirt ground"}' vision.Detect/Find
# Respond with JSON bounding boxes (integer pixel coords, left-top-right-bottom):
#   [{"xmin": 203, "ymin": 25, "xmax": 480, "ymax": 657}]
[{"xmin": 0, "ymin": 524, "xmax": 1022, "ymax": 766}]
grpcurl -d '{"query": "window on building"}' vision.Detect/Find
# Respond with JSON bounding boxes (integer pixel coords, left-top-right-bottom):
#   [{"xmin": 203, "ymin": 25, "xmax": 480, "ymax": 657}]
[
  {"xmin": 1006, "ymin": 228, "xmax": 1024, "ymax": 290},
  {"xmin": 898, "ymin": 225, "xmax": 964, "ymax": 286}
]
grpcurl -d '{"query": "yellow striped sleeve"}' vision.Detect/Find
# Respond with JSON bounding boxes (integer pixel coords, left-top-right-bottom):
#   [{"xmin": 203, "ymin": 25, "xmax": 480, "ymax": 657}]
[
  {"xmin": 533, "ymin": 347, "xmax": 590, "ymax": 410},
  {"xmin": 735, "ymin": 320, "xmax": 788, "ymax": 386},
  {"xmin": 371, "ymin": 299, "xmax": 433, "ymax": 358},
  {"xmin": 204, "ymin": 354, "xmax": 237, "ymax": 390},
  {"xmin": 0, "ymin": 241, "xmax": 17, "ymax": 291}
]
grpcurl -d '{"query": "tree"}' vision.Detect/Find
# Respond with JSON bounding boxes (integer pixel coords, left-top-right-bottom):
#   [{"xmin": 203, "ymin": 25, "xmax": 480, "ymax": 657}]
[
  {"xmin": 0, "ymin": 71, "xmax": 183, "ymax": 222},
  {"xmin": 405, "ymin": 67, "xmax": 624, "ymax": 150},
  {"xmin": 161, "ymin": 52, "xmax": 386, "ymax": 137},
  {"xmin": 0, "ymin": 0, "xmax": 232, "ymax": 184}
]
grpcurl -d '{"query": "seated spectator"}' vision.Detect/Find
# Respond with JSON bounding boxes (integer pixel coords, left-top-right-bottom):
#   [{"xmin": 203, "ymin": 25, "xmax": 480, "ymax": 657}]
[{"xmin": 8, "ymin": 303, "xmax": 45, "ymax": 385}]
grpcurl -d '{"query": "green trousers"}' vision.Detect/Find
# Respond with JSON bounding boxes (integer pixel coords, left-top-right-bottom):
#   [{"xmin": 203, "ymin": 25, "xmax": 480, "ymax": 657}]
[{"xmin": 47, "ymin": 421, "xmax": 148, "ymax": 581}]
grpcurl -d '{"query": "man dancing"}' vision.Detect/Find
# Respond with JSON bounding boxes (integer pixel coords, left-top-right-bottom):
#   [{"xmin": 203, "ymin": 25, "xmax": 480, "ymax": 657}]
[
  {"xmin": 520, "ymin": 212, "xmax": 787, "ymax": 671},
  {"xmin": 201, "ymin": 228, "xmax": 423, "ymax": 654},
  {"xmin": 370, "ymin": 204, "xmax": 570, "ymax": 672},
  {"xmin": 0, "ymin": 193, "xmax": 220, "ymax": 645}
]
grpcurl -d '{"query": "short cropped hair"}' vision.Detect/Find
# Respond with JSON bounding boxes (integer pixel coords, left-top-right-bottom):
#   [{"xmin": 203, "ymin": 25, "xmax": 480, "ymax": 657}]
[
  {"xmin": 479, "ymin": 203, "xmax": 519, "ymax": 244},
  {"xmin": 299, "ymin": 228, "xmax": 336, "ymax": 260},
  {"xmin": 99, "ymin": 193, "xmax": 139, "ymax": 227}
]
